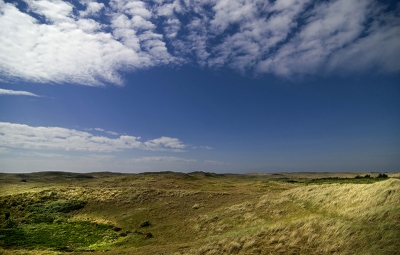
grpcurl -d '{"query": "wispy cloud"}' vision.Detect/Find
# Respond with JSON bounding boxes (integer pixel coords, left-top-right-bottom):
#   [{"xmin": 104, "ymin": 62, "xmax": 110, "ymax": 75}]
[
  {"xmin": 255, "ymin": 0, "xmax": 388, "ymax": 76},
  {"xmin": 200, "ymin": 146, "xmax": 213, "ymax": 150},
  {"xmin": 204, "ymin": 160, "xmax": 230, "ymax": 166},
  {"xmin": 143, "ymin": 137, "xmax": 186, "ymax": 151},
  {"xmin": 0, "ymin": 147, "xmax": 10, "ymax": 154},
  {"xmin": 93, "ymin": 128, "xmax": 120, "ymax": 136},
  {"xmin": 0, "ymin": 88, "xmax": 40, "ymax": 97},
  {"xmin": 0, "ymin": 0, "xmax": 399, "ymax": 85},
  {"xmin": 0, "ymin": 122, "xmax": 186, "ymax": 152},
  {"xmin": 130, "ymin": 156, "xmax": 196, "ymax": 163}
]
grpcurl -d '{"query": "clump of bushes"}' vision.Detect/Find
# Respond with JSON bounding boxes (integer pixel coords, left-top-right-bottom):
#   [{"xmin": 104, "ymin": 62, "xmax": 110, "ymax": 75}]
[
  {"xmin": 27, "ymin": 200, "xmax": 86, "ymax": 214},
  {"xmin": 355, "ymin": 173, "xmax": 388, "ymax": 179},
  {"xmin": 377, "ymin": 173, "xmax": 388, "ymax": 178},
  {"xmin": 45, "ymin": 200, "xmax": 86, "ymax": 213},
  {"xmin": 133, "ymin": 230, "xmax": 153, "ymax": 239},
  {"xmin": 355, "ymin": 174, "xmax": 371, "ymax": 179}
]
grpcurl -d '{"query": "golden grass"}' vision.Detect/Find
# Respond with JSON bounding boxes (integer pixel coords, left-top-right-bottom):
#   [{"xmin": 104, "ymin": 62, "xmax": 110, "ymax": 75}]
[{"xmin": 184, "ymin": 178, "xmax": 400, "ymax": 255}]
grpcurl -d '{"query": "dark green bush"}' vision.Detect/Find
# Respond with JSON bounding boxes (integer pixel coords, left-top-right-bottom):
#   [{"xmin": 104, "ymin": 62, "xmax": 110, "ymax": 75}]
[
  {"xmin": 45, "ymin": 200, "xmax": 86, "ymax": 213},
  {"xmin": 377, "ymin": 173, "xmax": 388, "ymax": 178},
  {"xmin": 30, "ymin": 213, "xmax": 58, "ymax": 224},
  {"xmin": 140, "ymin": 221, "xmax": 151, "ymax": 228},
  {"xmin": 5, "ymin": 212, "xmax": 10, "ymax": 220},
  {"xmin": 5, "ymin": 219, "xmax": 17, "ymax": 228},
  {"xmin": 27, "ymin": 200, "xmax": 86, "ymax": 214},
  {"xmin": 144, "ymin": 232, "xmax": 153, "ymax": 238}
]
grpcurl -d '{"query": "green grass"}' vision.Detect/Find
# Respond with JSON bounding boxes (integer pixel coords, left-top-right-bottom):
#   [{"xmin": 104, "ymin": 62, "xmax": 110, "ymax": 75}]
[
  {"xmin": 0, "ymin": 197, "xmax": 123, "ymax": 252},
  {"xmin": 0, "ymin": 221, "xmax": 118, "ymax": 251},
  {"xmin": 23, "ymin": 200, "xmax": 86, "ymax": 224}
]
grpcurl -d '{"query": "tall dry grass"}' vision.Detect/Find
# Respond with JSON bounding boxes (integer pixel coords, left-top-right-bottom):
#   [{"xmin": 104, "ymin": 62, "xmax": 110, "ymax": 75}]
[{"xmin": 183, "ymin": 179, "xmax": 400, "ymax": 255}]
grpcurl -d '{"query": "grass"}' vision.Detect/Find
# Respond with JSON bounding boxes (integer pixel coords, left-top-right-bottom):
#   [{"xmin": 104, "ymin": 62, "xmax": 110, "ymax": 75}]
[
  {"xmin": 0, "ymin": 188, "xmax": 123, "ymax": 252},
  {"xmin": 0, "ymin": 221, "xmax": 118, "ymax": 251},
  {"xmin": 0, "ymin": 171, "xmax": 399, "ymax": 254}
]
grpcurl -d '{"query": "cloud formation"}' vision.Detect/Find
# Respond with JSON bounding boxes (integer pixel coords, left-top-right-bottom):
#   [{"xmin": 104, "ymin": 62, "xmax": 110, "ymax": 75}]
[
  {"xmin": 0, "ymin": 0, "xmax": 399, "ymax": 85},
  {"xmin": 0, "ymin": 0, "xmax": 172, "ymax": 86},
  {"xmin": 131, "ymin": 156, "xmax": 196, "ymax": 163},
  {"xmin": 93, "ymin": 128, "xmax": 120, "ymax": 136},
  {"xmin": 204, "ymin": 160, "xmax": 230, "ymax": 166},
  {"xmin": 0, "ymin": 122, "xmax": 186, "ymax": 152},
  {"xmin": 0, "ymin": 88, "xmax": 40, "ymax": 97}
]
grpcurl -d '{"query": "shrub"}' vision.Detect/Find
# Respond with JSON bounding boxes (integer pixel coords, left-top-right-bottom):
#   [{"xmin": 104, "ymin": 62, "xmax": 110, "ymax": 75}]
[
  {"xmin": 45, "ymin": 200, "xmax": 86, "ymax": 213},
  {"xmin": 4, "ymin": 212, "xmax": 10, "ymax": 220},
  {"xmin": 27, "ymin": 200, "xmax": 86, "ymax": 214},
  {"xmin": 144, "ymin": 232, "xmax": 153, "ymax": 238},
  {"xmin": 377, "ymin": 173, "xmax": 388, "ymax": 178},
  {"xmin": 140, "ymin": 221, "xmax": 151, "ymax": 228},
  {"xmin": 5, "ymin": 219, "xmax": 17, "ymax": 228}
]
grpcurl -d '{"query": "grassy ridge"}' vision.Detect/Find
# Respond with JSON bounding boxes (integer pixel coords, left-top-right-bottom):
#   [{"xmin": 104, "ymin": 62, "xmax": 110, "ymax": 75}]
[{"xmin": 0, "ymin": 172, "xmax": 399, "ymax": 254}]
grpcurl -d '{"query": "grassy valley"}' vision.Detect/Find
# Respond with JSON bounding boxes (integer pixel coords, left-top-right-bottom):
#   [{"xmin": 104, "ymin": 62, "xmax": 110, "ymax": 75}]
[{"xmin": 0, "ymin": 171, "xmax": 399, "ymax": 255}]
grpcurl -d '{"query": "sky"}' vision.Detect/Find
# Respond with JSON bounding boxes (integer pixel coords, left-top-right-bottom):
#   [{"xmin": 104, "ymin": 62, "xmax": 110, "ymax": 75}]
[{"xmin": 0, "ymin": 0, "xmax": 399, "ymax": 173}]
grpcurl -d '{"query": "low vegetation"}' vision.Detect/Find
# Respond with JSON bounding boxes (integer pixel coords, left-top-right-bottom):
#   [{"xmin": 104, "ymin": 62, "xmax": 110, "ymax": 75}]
[{"xmin": 0, "ymin": 171, "xmax": 399, "ymax": 254}]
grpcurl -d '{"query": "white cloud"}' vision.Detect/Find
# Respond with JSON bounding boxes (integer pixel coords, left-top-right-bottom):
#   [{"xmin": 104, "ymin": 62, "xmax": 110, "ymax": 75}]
[
  {"xmin": 0, "ymin": 122, "xmax": 186, "ymax": 152},
  {"xmin": 19, "ymin": 151, "xmax": 71, "ymax": 158},
  {"xmin": 209, "ymin": 0, "xmax": 312, "ymax": 71},
  {"xmin": 144, "ymin": 136, "xmax": 186, "ymax": 151},
  {"xmin": 79, "ymin": 1, "xmax": 105, "ymax": 17},
  {"xmin": 163, "ymin": 18, "xmax": 181, "ymax": 38},
  {"xmin": 109, "ymin": 0, "xmax": 172, "ymax": 65},
  {"xmin": 326, "ymin": 5, "xmax": 400, "ymax": 74},
  {"xmin": 188, "ymin": 0, "xmax": 399, "ymax": 75},
  {"xmin": 154, "ymin": 0, "xmax": 182, "ymax": 17},
  {"xmin": 0, "ymin": 88, "xmax": 40, "ymax": 97},
  {"xmin": 93, "ymin": 128, "xmax": 120, "ymax": 136},
  {"xmin": 256, "ymin": 0, "xmax": 373, "ymax": 76},
  {"xmin": 0, "ymin": 0, "xmax": 399, "ymax": 85},
  {"xmin": 26, "ymin": 0, "xmax": 75, "ymax": 23},
  {"xmin": 131, "ymin": 156, "xmax": 196, "ymax": 163},
  {"xmin": 0, "ymin": 0, "xmax": 173, "ymax": 86}
]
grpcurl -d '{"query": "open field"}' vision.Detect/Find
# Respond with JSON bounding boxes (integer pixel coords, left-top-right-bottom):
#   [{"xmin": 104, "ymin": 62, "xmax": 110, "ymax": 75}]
[{"xmin": 1, "ymin": 171, "xmax": 399, "ymax": 255}]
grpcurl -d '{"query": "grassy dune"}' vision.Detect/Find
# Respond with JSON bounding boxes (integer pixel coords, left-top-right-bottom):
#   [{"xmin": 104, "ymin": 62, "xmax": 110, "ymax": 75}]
[{"xmin": 0, "ymin": 172, "xmax": 399, "ymax": 255}]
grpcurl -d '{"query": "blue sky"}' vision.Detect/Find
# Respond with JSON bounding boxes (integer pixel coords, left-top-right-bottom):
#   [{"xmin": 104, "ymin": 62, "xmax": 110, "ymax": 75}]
[{"xmin": 0, "ymin": 0, "xmax": 399, "ymax": 173}]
